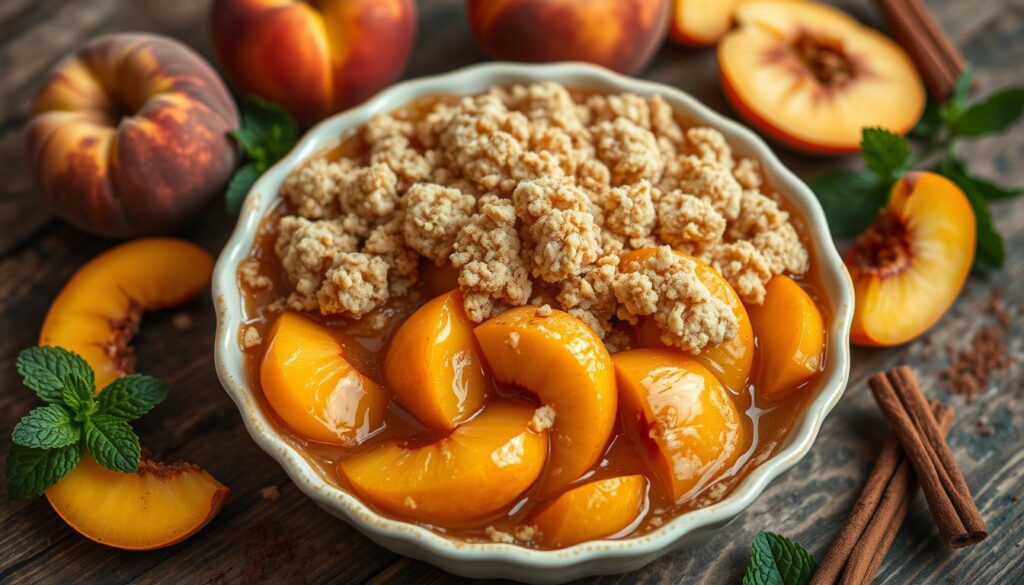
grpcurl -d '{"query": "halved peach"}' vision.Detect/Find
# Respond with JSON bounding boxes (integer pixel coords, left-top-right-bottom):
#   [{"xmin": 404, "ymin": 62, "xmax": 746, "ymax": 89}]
[
  {"xmin": 613, "ymin": 348, "xmax": 746, "ymax": 503},
  {"xmin": 46, "ymin": 453, "xmax": 229, "ymax": 550},
  {"xmin": 261, "ymin": 312, "xmax": 388, "ymax": 445},
  {"xmin": 848, "ymin": 172, "xmax": 975, "ymax": 346},
  {"xmin": 338, "ymin": 401, "xmax": 547, "ymax": 523},
  {"xmin": 670, "ymin": 0, "xmax": 742, "ymax": 46},
  {"xmin": 474, "ymin": 307, "xmax": 617, "ymax": 497},
  {"xmin": 623, "ymin": 248, "xmax": 754, "ymax": 391},
  {"xmin": 718, "ymin": 0, "xmax": 925, "ymax": 153},
  {"xmin": 40, "ymin": 238, "xmax": 213, "ymax": 388},
  {"xmin": 384, "ymin": 290, "xmax": 488, "ymax": 431},
  {"xmin": 529, "ymin": 475, "xmax": 647, "ymax": 548},
  {"xmin": 746, "ymin": 275, "xmax": 825, "ymax": 401}
]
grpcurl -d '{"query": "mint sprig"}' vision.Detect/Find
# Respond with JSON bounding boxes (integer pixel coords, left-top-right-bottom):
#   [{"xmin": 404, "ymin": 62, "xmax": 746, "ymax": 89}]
[
  {"xmin": 810, "ymin": 68, "xmax": 1024, "ymax": 272},
  {"xmin": 225, "ymin": 96, "xmax": 300, "ymax": 214},
  {"xmin": 6, "ymin": 347, "xmax": 168, "ymax": 499},
  {"xmin": 742, "ymin": 531, "xmax": 818, "ymax": 585}
]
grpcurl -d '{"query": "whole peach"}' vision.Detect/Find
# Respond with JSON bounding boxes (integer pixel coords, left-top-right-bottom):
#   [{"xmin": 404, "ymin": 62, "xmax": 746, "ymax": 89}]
[
  {"xmin": 25, "ymin": 34, "xmax": 239, "ymax": 239},
  {"xmin": 211, "ymin": 0, "xmax": 417, "ymax": 126},
  {"xmin": 467, "ymin": 0, "xmax": 671, "ymax": 75}
]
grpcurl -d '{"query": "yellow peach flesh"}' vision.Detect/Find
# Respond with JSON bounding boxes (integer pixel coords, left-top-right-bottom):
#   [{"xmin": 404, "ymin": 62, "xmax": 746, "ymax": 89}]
[{"xmin": 529, "ymin": 474, "xmax": 648, "ymax": 548}]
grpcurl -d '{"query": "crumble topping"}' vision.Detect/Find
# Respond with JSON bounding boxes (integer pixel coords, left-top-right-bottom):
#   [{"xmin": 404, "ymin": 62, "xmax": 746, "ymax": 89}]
[
  {"xmin": 242, "ymin": 326, "xmax": 262, "ymax": 349},
  {"xmin": 261, "ymin": 82, "xmax": 810, "ymax": 351},
  {"xmin": 528, "ymin": 405, "xmax": 557, "ymax": 433}
]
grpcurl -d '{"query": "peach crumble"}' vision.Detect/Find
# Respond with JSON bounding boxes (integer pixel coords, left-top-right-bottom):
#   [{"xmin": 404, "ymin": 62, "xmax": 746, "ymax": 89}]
[{"xmin": 238, "ymin": 82, "xmax": 829, "ymax": 549}]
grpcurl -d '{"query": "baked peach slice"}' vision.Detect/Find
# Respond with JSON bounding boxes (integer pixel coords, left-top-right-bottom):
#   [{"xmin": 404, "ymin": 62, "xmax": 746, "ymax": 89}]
[
  {"xmin": 46, "ymin": 453, "xmax": 229, "ymax": 550},
  {"xmin": 847, "ymin": 172, "xmax": 975, "ymax": 346},
  {"xmin": 623, "ymin": 248, "xmax": 754, "ymax": 391},
  {"xmin": 338, "ymin": 402, "xmax": 547, "ymax": 523},
  {"xmin": 384, "ymin": 290, "xmax": 488, "ymax": 431},
  {"xmin": 40, "ymin": 238, "xmax": 214, "ymax": 388},
  {"xmin": 670, "ymin": 0, "xmax": 743, "ymax": 47},
  {"xmin": 529, "ymin": 475, "xmax": 647, "ymax": 548},
  {"xmin": 614, "ymin": 349, "xmax": 746, "ymax": 503},
  {"xmin": 261, "ymin": 312, "xmax": 388, "ymax": 445},
  {"xmin": 746, "ymin": 275, "xmax": 825, "ymax": 401},
  {"xmin": 719, "ymin": 0, "xmax": 925, "ymax": 153},
  {"xmin": 474, "ymin": 307, "xmax": 617, "ymax": 498}
]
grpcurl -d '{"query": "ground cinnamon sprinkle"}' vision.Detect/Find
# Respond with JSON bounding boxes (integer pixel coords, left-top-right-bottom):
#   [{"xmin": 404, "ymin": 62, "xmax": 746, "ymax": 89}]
[{"xmin": 940, "ymin": 287, "xmax": 1013, "ymax": 401}]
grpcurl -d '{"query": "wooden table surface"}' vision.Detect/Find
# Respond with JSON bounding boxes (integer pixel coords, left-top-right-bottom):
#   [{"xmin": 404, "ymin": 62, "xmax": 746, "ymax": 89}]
[{"xmin": 1, "ymin": 1, "xmax": 1022, "ymax": 583}]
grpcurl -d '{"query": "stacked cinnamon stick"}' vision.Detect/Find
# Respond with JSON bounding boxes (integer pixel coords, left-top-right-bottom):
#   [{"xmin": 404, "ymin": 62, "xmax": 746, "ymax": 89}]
[
  {"xmin": 874, "ymin": 0, "xmax": 967, "ymax": 99},
  {"xmin": 811, "ymin": 367, "xmax": 987, "ymax": 585}
]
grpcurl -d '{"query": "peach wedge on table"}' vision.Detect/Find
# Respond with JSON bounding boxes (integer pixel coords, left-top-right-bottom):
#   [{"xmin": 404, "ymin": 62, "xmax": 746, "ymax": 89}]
[
  {"xmin": 624, "ymin": 248, "xmax": 755, "ymax": 392},
  {"xmin": 529, "ymin": 475, "xmax": 648, "ymax": 548},
  {"xmin": 384, "ymin": 290, "xmax": 488, "ymax": 431},
  {"xmin": 474, "ymin": 306, "xmax": 618, "ymax": 498},
  {"xmin": 614, "ymin": 349, "xmax": 746, "ymax": 503},
  {"xmin": 746, "ymin": 275, "xmax": 826, "ymax": 402},
  {"xmin": 261, "ymin": 312, "xmax": 388, "ymax": 445},
  {"xmin": 338, "ymin": 402, "xmax": 548, "ymax": 523}
]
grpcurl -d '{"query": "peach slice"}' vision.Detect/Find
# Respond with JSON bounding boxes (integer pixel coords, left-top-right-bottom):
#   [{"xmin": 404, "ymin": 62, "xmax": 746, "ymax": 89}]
[
  {"xmin": 384, "ymin": 290, "xmax": 488, "ymax": 431},
  {"xmin": 847, "ymin": 172, "xmax": 975, "ymax": 346},
  {"xmin": 529, "ymin": 475, "xmax": 648, "ymax": 548},
  {"xmin": 46, "ymin": 453, "xmax": 229, "ymax": 550},
  {"xmin": 474, "ymin": 307, "xmax": 617, "ymax": 497},
  {"xmin": 613, "ymin": 348, "xmax": 746, "ymax": 502},
  {"xmin": 670, "ymin": 0, "xmax": 743, "ymax": 47},
  {"xmin": 338, "ymin": 401, "xmax": 547, "ymax": 523},
  {"xmin": 718, "ymin": 0, "xmax": 925, "ymax": 153},
  {"xmin": 746, "ymin": 275, "xmax": 825, "ymax": 401},
  {"xmin": 40, "ymin": 238, "xmax": 213, "ymax": 389},
  {"xmin": 261, "ymin": 312, "xmax": 388, "ymax": 445},
  {"xmin": 623, "ymin": 248, "xmax": 754, "ymax": 391}
]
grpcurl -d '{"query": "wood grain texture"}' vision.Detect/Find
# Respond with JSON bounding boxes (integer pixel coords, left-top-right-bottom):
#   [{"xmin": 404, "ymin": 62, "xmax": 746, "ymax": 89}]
[{"xmin": 1, "ymin": 0, "xmax": 1022, "ymax": 584}]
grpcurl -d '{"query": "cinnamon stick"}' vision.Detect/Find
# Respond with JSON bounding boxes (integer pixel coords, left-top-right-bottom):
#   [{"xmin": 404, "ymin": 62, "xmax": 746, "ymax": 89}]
[
  {"xmin": 874, "ymin": 0, "xmax": 967, "ymax": 100},
  {"xmin": 811, "ymin": 400, "xmax": 954, "ymax": 585},
  {"xmin": 869, "ymin": 367, "xmax": 987, "ymax": 547}
]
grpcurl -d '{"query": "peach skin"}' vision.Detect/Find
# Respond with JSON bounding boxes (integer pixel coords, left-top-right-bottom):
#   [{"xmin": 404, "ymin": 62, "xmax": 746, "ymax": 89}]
[
  {"xmin": 847, "ymin": 172, "xmax": 975, "ymax": 346},
  {"xmin": 338, "ymin": 401, "xmax": 548, "ymax": 523},
  {"xmin": 26, "ymin": 34, "xmax": 239, "ymax": 238},
  {"xmin": 474, "ymin": 306, "xmax": 617, "ymax": 498},
  {"xmin": 211, "ymin": 0, "xmax": 416, "ymax": 126},
  {"xmin": 466, "ymin": 0, "xmax": 671, "ymax": 75},
  {"xmin": 384, "ymin": 290, "xmax": 488, "ymax": 432}
]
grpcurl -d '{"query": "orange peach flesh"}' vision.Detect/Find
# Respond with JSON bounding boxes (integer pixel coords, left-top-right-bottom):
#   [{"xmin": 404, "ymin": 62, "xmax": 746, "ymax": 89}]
[
  {"xmin": 747, "ymin": 275, "xmax": 825, "ymax": 401},
  {"xmin": 338, "ymin": 401, "xmax": 547, "ymax": 523},
  {"xmin": 46, "ymin": 454, "xmax": 229, "ymax": 551},
  {"xmin": 718, "ymin": 0, "xmax": 925, "ymax": 153},
  {"xmin": 848, "ymin": 172, "xmax": 976, "ymax": 346},
  {"xmin": 39, "ymin": 238, "xmax": 214, "ymax": 388},
  {"xmin": 529, "ymin": 475, "xmax": 648, "ymax": 548},
  {"xmin": 261, "ymin": 312, "xmax": 388, "ymax": 445},
  {"xmin": 613, "ymin": 349, "xmax": 746, "ymax": 503},
  {"xmin": 671, "ymin": 0, "xmax": 742, "ymax": 46},
  {"xmin": 384, "ymin": 290, "xmax": 488, "ymax": 431},
  {"xmin": 622, "ymin": 248, "xmax": 754, "ymax": 392},
  {"xmin": 474, "ymin": 307, "xmax": 618, "ymax": 498}
]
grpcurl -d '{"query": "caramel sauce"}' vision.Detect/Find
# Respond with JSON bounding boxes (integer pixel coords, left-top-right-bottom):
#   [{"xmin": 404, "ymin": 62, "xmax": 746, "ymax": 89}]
[{"xmin": 237, "ymin": 91, "xmax": 833, "ymax": 546}]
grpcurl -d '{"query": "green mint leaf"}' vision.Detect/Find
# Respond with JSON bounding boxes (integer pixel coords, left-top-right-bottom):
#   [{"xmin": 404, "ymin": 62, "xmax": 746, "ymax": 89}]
[
  {"xmin": 861, "ymin": 128, "xmax": 911, "ymax": 181},
  {"xmin": 61, "ymin": 374, "xmax": 95, "ymax": 414},
  {"xmin": 11, "ymin": 404, "xmax": 79, "ymax": 449},
  {"xmin": 951, "ymin": 67, "xmax": 974, "ymax": 112},
  {"xmin": 954, "ymin": 86, "xmax": 1024, "ymax": 137},
  {"xmin": 910, "ymin": 100, "xmax": 942, "ymax": 140},
  {"xmin": 84, "ymin": 415, "xmax": 140, "ymax": 472},
  {"xmin": 742, "ymin": 531, "xmax": 818, "ymax": 585},
  {"xmin": 5, "ymin": 443, "xmax": 82, "ymax": 499},
  {"xmin": 940, "ymin": 162, "xmax": 1006, "ymax": 272},
  {"xmin": 97, "ymin": 374, "xmax": 169, "ymax": 421},
  {"xmin": 229, "ymin": 127, "xmax": 263, "ymax": 159},
  {"xmin": 809, "ymin": 169, "xmax": 889, "ymax": 238},
  {"xmin": 16, "ymin": 347, "xmax": 94, "ymax": 404},
  {"xmin": 226, "ymin": 163, "xmax": 260, "ymax": 215}
]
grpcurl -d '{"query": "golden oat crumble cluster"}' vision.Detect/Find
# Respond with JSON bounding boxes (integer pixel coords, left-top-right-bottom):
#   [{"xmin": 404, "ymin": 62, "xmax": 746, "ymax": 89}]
[{"xmin": 263, "ymin": 82, "xmax": 809, "ymax": 354}]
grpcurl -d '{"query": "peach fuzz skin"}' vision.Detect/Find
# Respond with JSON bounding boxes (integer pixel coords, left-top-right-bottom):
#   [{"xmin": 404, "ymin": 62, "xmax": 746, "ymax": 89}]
[
  {"xmin": 466, "ymin": 0, "xmax": 671, "ymax": 75},
  {"xmin": 26, "ymin": 34, "xmax": 239, "ymax": 238},
  {"xmin": 211, "ymin": 0, "xmax": 416, "ymax": 126}
]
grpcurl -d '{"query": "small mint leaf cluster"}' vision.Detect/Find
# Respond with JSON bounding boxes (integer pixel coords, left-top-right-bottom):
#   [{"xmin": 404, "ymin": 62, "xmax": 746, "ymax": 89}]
[
  {"xmin": 225, "ymin": 96, "xmax": 300, "ymax": 214},
  {"xmin": 810, "ymin": 68, "xmax": 1023, "ymax": 272},
  {"xmin": 6, "ymin": 347, "xmax": 168, "ymax": 499},
  {"xmin": 742, "ymin": 531, "xmax": 818, "ymax": 585}
]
